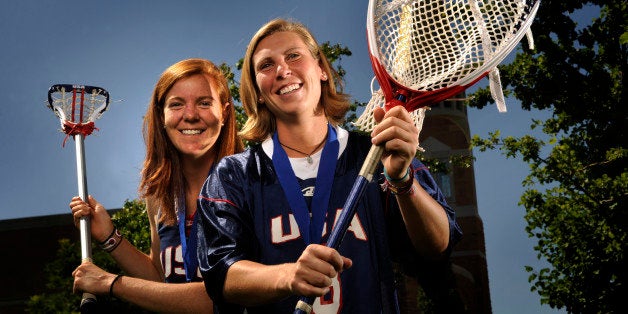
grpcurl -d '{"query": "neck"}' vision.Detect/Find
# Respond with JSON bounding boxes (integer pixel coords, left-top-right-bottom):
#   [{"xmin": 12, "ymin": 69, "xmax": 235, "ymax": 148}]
[
  {"xmin": 181, "ymin": 153, "xmax": 215, "ymax": 211},
  {"xmin": 276, "ymin": 116, "xmax": 329, "ymax": 156}
]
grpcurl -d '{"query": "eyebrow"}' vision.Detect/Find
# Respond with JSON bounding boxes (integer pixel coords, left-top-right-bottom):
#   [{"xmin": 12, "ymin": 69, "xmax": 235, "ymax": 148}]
[
  {"xmin": 165, "ymin": 95, "xmax": 215, "ymax": 103},
  {"xmin": 254, "ymin": 46, "xmax": 306, "ymax": 67}
]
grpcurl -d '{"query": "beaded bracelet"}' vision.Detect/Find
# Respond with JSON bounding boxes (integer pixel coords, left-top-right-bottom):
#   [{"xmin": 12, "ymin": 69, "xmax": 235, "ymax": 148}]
[
  {"xmin": 383, "ymin": 165, "xmax": 415, "ymax": 195},
  {"xmin": 109, "ymin": 274, "xmax": 123, "ymax": 298},
  {"xmin": 100, "ymin": 228, "xmax": 123, "ymax": 253}
]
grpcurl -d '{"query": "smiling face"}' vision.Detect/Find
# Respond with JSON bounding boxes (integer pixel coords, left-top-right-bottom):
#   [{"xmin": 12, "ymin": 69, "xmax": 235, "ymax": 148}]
[
  {"xmin": 252, "ymin": 31, "xmax": 327, "ymax": 122},
  {"xmin": 163, "ymin": 74, "xmax": 226, "ymax": 160}
]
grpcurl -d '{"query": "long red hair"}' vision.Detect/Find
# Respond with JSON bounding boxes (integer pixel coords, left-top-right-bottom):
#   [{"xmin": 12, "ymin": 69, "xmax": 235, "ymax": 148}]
[{"xmin": 139, "ymin": 58, "xmax": 243, "ymax": 224}]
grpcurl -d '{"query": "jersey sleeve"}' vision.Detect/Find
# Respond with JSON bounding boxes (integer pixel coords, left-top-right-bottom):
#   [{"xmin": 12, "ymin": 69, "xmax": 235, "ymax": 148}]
[
  {"xmin": 196, "ymin": 153, "xmax": 256, "ymax": 309},
  {"xmin": 412, "ymin": 159, "xmax": 463, "ymax": 252},
  {"xmin": 384, "ymin": 159, "xmax": 463, "ymax": 275}
]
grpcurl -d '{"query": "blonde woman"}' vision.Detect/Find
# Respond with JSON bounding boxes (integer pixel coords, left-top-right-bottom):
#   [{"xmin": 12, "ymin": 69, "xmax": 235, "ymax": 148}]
[{"xmin": 196, "ymin": 19, "xmax": 461, "ymax": 313}]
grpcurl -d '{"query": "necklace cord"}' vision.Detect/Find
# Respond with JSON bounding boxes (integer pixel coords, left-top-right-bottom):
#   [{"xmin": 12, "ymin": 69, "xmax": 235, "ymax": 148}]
[{"xmin": 279, "ymin": 133, "xmax": 327, "ymax": 157}]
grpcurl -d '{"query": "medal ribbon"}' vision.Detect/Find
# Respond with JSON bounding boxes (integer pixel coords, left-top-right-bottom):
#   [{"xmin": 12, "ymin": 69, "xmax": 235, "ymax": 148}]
[
  {"xmin": 177, "ymin": 189, "xmax": 200, "ymax": 282},
  {"xmin": 272, "ymin": 124, "xmax": 338, "ymax": 245}
]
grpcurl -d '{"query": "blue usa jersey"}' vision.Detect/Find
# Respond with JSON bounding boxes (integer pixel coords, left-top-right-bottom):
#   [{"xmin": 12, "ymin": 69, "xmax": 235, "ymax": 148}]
[
  {"xmin": 197, "ymin": 129, "xmax": 461, "ymax": 313},
  {"xmin": 158, "ymin": 214, "xmax": 203, "ymax": 283}
]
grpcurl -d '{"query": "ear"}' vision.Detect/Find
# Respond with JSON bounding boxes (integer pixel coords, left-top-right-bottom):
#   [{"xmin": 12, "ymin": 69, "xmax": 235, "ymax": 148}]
[
  {"xmin": 221, "ymin": 102, "xmax": 231, "ymax": 124},
  {"xmin": 321, "ymin": 72, "xmax": 328, "ymax": 81}
]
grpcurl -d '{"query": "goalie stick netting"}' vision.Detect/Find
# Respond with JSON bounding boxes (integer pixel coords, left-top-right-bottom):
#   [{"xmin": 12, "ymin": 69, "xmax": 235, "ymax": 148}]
[
  {"xmin": 354, "ymin": 0, "xmax": 539, "ymax": 143},
  {"xmin": 355, "ymin": 79, "xmax": 428, "ymax": 151},
  {"xmin": 295, "ymin": 1, "xmax": 539, "ymax": 312}
]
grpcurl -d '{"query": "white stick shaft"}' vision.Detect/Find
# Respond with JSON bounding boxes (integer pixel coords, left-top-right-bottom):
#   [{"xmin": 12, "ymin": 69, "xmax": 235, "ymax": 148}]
[
  {"xmin": 74, "ymin": 134, "xmax": 92, "ymax": 261},
  {"xmin": 74, "ymin": 134, "xmax": 98, "ymax": 310}
]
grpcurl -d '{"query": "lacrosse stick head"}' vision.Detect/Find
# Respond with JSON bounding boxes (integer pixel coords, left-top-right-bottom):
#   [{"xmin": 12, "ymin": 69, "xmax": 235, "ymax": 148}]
[
  {"xmin": 47, "ymin": 84, "xmax": 109, "ymax": 139},
  {"xmin": 361, "ymin": 0, "xmax": 540, "ymax": 117}
]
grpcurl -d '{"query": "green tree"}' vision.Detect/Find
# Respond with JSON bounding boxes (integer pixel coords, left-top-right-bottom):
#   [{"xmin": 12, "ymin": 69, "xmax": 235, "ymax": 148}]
[{"xmin": 469, "ymin": 1, "xmax": 627, "ymax": 312}]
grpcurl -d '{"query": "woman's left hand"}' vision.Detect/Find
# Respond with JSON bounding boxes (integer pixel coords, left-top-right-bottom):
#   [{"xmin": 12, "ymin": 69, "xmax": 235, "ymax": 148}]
[{"xmin": 371, "ymin": 106, "xmax": 419, "ymax": 179}]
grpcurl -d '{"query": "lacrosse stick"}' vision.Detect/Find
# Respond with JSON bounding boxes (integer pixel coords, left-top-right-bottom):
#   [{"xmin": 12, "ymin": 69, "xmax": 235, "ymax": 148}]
[
  {"xmin": 47, "ymin": 84, "xmax": 109, "ymax": 312},
  {"xmin": 295, "ymin": 0, "xmax": 539, "ymax": 312}
]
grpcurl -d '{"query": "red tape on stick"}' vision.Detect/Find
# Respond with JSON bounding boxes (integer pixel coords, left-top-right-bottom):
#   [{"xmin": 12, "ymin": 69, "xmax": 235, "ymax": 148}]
[{"xmin": 61, "ymin": 121, "xmax": 98, "ymax": 147}]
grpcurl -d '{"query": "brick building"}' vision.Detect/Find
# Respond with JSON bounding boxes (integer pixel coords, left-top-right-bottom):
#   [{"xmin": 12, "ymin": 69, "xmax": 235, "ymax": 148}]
[
  {"xmin": 0, "ymin": 213, "xmax": 78, "ymax": 313},
  {"xmin": 420, "ymin": 99, "xmax": 492, "ymax": 313}
]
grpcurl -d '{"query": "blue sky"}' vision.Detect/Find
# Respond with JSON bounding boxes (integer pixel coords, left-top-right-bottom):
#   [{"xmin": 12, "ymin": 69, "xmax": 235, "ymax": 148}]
[{"xmin": 1, "ymin": 1, "xmax": 593, "ymax": 313}]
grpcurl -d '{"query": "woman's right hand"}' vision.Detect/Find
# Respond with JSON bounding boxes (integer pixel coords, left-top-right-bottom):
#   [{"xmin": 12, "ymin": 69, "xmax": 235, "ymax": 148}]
[
  {"xmin": 72, "ymin": 261, "xmax": 117, "ymax": 296},
  {"xmin": 288, "ymin": 244, "xmax": 353, "ymax": 297},
  {"xmin": 69, "ymin": 195, "xmax": 114, "ymax": 243}
]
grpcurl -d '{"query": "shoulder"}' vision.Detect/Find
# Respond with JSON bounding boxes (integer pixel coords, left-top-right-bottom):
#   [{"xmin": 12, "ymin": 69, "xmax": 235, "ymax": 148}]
[
  {"xmin": 204, "ymin": 145, "xmax": 273, "ymax": 195},
  {"xmin": 145, "ymin": 197, "xmax": 157, "ymax": 213},
  {"xmin": 144, "ymin": 198, "xmax": 160, "ymax": 226},
  {"xmin": 347, "ymin": 130, "xmax": 372, "ymax": 145},
  {"xmin": 344, "ymin": 130, "xmax": 374, "ymax": 157},
  {"xmin": 214, "ymin": 146, "xmax": 263, "ymax": 175}
]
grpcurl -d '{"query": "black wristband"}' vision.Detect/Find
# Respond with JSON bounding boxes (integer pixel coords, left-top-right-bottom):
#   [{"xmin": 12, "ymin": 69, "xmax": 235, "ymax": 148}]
[{"xmin": 109, "ymin": 274, "xmax": 123, "ymax": 298}]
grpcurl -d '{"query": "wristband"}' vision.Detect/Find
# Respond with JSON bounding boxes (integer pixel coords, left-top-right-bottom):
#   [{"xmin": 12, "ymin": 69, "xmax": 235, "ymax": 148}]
[
  {"xmin": 382, "ymin": 165, "xmax": 415, "ymax": 195},
  {"xmin": 383, "ymin": 166, "xmax": 411, "ymax": 183},
  {"xmin": 109, "ymin": 274, "xmax": 123, "ymax": 298},
  {"xmin": 99, "ymin": 228, "xmax": 123, "ymax": 253}
]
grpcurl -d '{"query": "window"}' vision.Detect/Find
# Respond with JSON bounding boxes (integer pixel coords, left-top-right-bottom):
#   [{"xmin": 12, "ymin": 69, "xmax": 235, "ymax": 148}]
[{"xmin": 434, "ymin": 171, "xmax": 454, "ymax": 201}]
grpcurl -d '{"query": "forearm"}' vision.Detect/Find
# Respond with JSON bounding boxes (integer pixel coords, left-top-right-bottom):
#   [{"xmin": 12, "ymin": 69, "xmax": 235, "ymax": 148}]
[
  {"xmin": 396, "ymin": 180, "xmax": 450, "ymax": 257},
  {"xmin": 111, "ymin": 277, "xmax": 212, "ymax": 313},
  {"xmin": 108, "ymin": 239, "xmax": 163, "ymax": 281},
  {"xmin": 223, "ymin": 260, "xmax": 293, "ymax": 306}
]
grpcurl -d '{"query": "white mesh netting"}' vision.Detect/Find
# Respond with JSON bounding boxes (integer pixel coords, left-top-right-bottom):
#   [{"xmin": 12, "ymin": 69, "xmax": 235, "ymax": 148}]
[
  {"xmin": 48, "ymin": 85, "xmax": 109, "ymax": 125},
  {"xmin": 354, "ymin": 88, "xmax": 427, "ymax": 151},
  {"xmin": 365, "ymin": 0, "xmax": 539, "ymax": 112}
]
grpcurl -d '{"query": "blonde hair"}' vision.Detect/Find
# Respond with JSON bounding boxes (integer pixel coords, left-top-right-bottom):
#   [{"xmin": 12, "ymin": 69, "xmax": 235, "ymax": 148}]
[{"xmin": 239, "ymin": 18, "xmax": 351, "ymax": 143}]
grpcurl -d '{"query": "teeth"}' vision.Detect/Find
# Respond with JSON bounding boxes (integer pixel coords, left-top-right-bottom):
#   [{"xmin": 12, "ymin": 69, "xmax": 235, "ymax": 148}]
[
  {"xmin": 279, "ymin": 84, "xmax": 300, "ymax": 95},
  {"xmin": 181, "ymin": 129, "xmax": 201, "ymax": 135}
]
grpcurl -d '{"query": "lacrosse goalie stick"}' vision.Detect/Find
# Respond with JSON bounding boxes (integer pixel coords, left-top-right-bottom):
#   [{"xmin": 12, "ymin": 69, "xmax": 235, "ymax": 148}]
[
  {"xmin": 295, "ymin": 0, "xmax": 539, "ymax": 312},
  {"xmin": 47, "ymin": 84, "xmax": 109, "ymax": 312}
]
